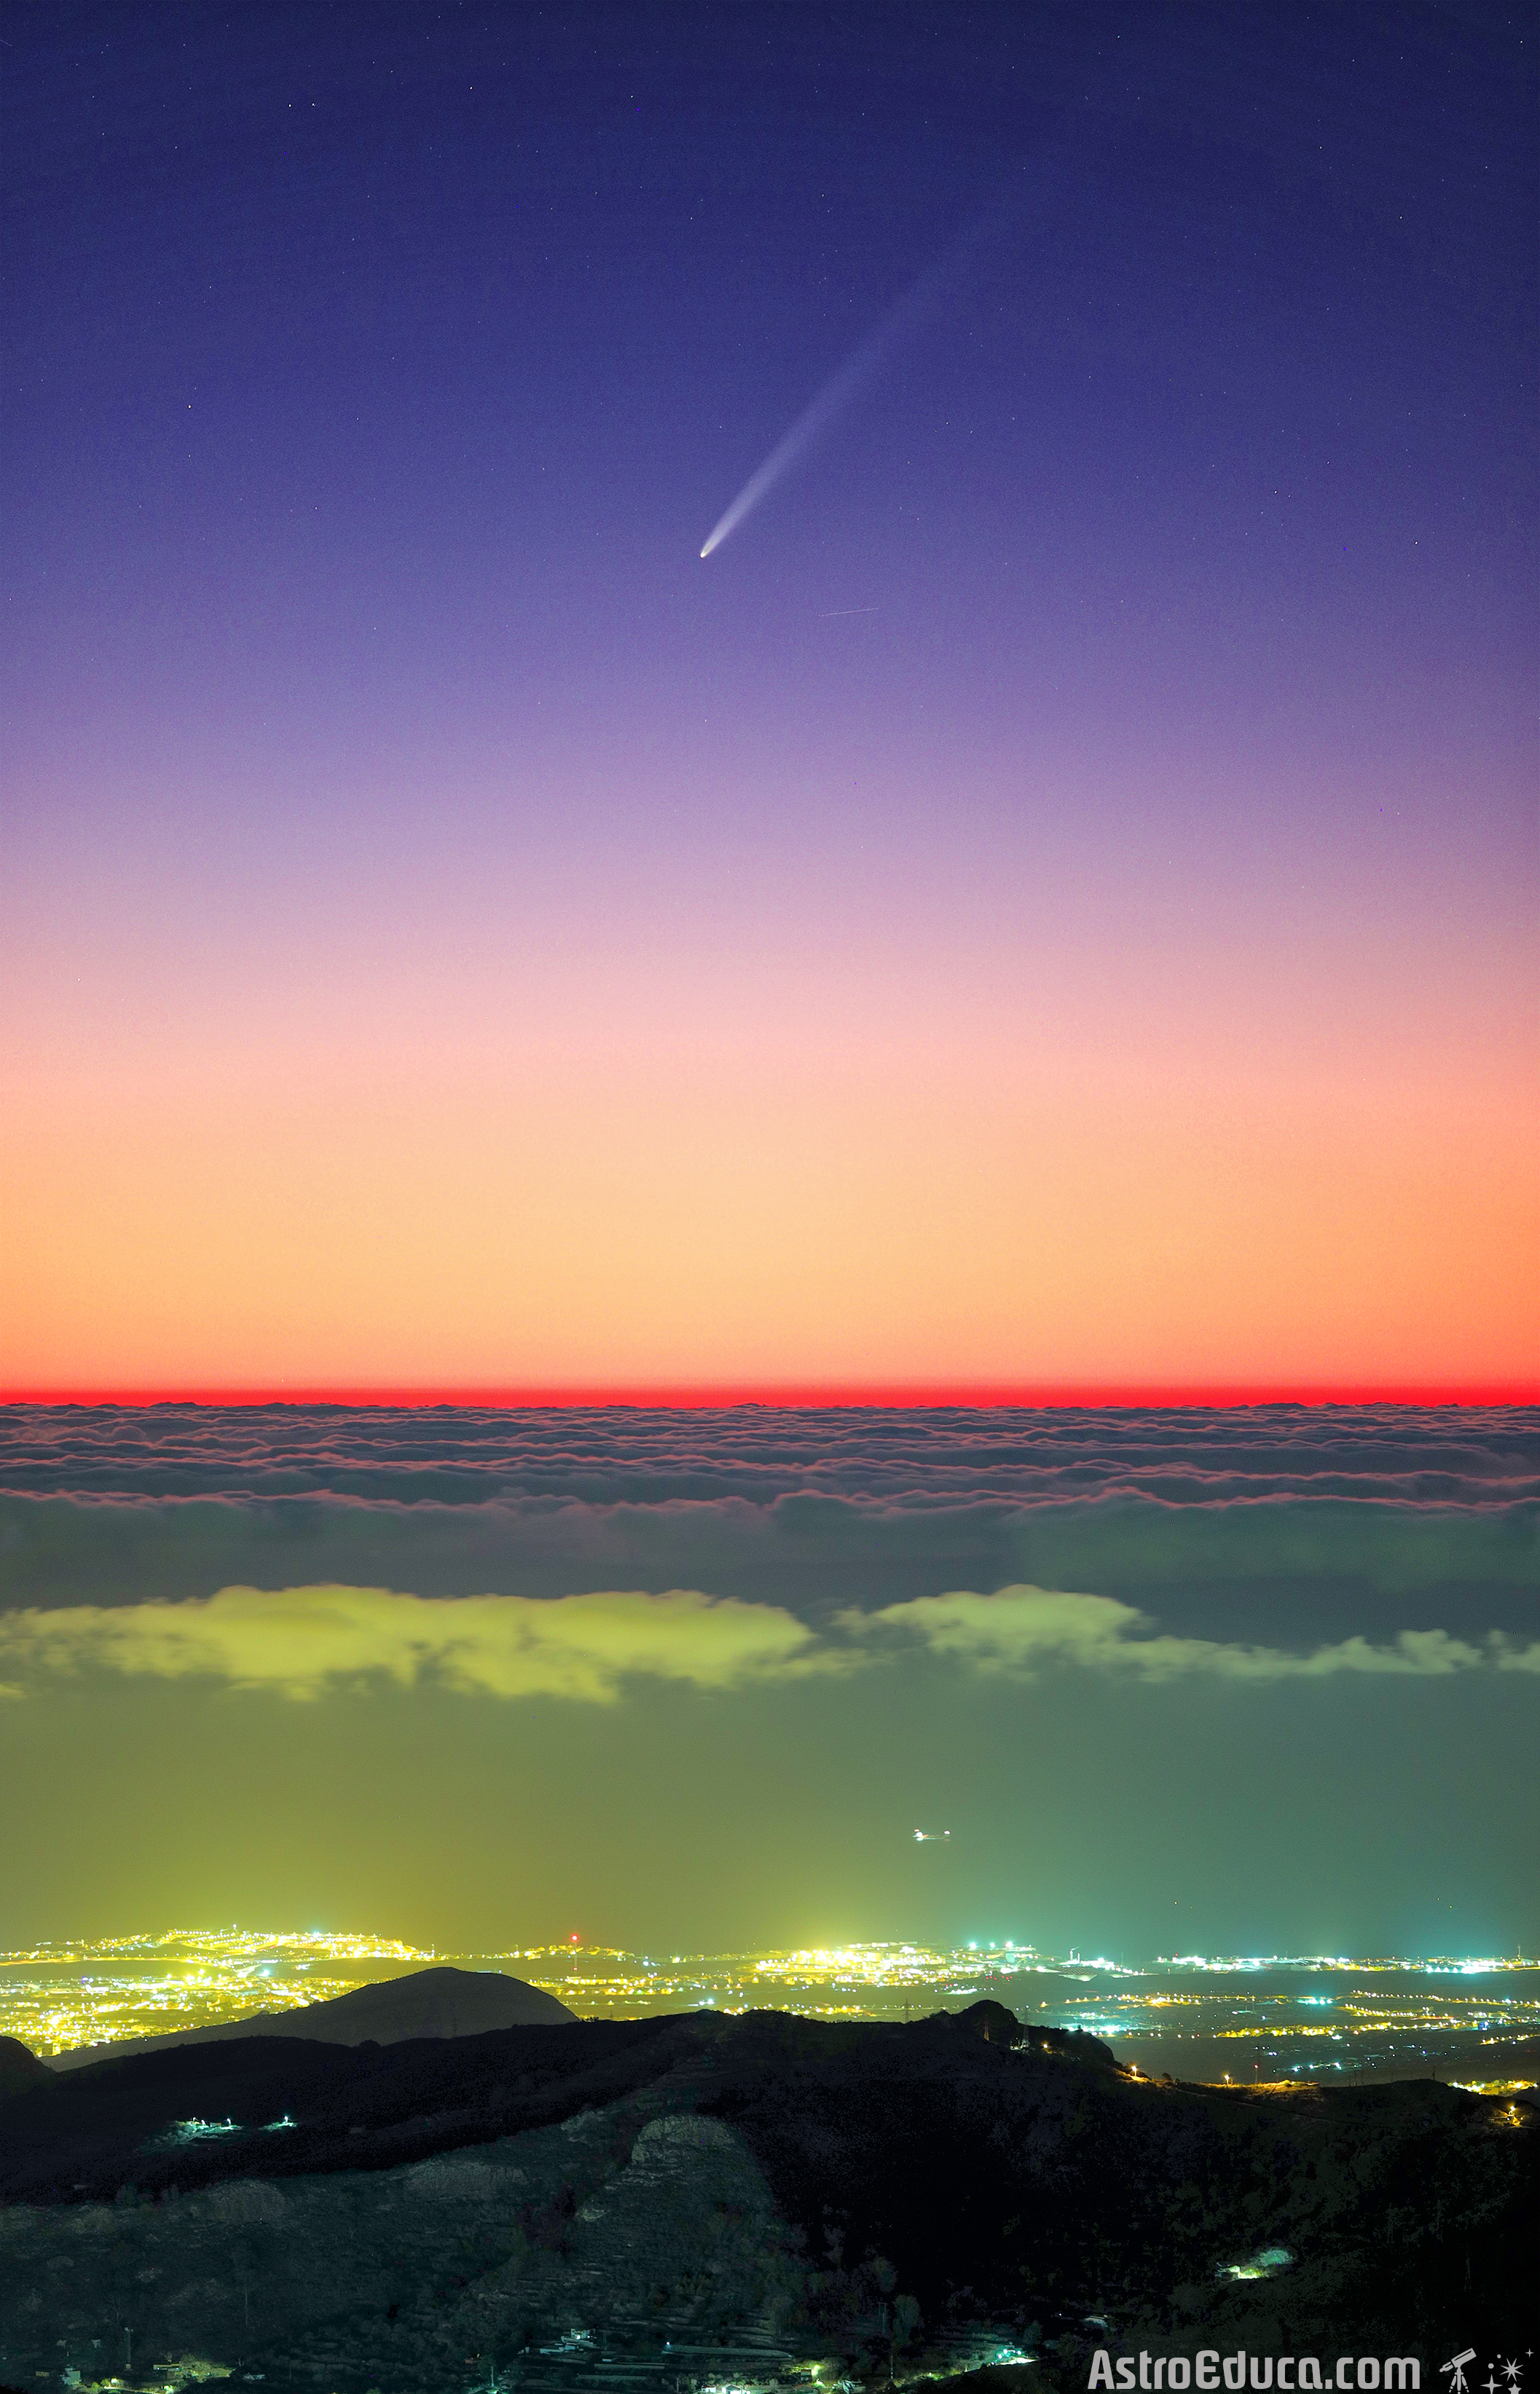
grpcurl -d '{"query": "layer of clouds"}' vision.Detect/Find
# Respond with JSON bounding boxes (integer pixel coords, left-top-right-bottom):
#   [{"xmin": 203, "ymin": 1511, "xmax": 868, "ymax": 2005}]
[
  {"xmin": 0, "ymin": 1585, "xmax": 837, "ymax": 1703},
  {"xmin": 844, "ymin": 1586, "xmax": 1540, "ymax": 1682},
  {"xmin": 0, "ymin": 1581, "xmax": 1534, "ymax": 1702},
  {"xmin": 1, "ymin": 1410, "xmax": 1533, "ymax": 1676},
  {"xmin": 1, "ymin": 1487, "xmax": 1533, "ymax": 1651},
  {"xmin": 4, "ymin": 1401, "xmax": 1534, "ymax": 1507}
]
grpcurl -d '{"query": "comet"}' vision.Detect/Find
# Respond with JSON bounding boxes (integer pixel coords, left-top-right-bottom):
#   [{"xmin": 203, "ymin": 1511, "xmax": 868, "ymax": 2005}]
[
  {"xmin": 699, "ymin": 305, "xmax": 909, "ymax": 558},
  {"xmin": 699, "ymin": 179, "xmax": 1021, "ymax": 560}
]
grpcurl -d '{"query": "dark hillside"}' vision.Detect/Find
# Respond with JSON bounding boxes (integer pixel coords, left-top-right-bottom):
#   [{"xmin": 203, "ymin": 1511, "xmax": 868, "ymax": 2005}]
[
  {"xmin": 0, "ymin": 2014, "xmax": 692, "ymax": 2202},
  {"xmin": 695, "ymin": 2010, "xmax": 1536, "ymax": 2358},
  {"xmin": 0, "ymin": 2036, "xmax": 51, "ymax": 2097},
  {"xmin": 0, "ymin": 2005, "xmax": 1531, "ymax": 2362}
]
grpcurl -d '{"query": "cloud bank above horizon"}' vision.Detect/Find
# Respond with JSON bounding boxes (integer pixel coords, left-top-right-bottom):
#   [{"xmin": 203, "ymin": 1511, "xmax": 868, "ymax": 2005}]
[
  {"xmin": 0, "ymin": 1584, "xmax": 833, "ymax": 1703},
  {"xmin": 1, "ymin": 1405, "xmax": 1533, "ymax": 1955},
  {"xmin": 4, "ymin": 1404, "xmax": 1534, "ymax": 1648},
  {"xmin": 3, "ymin": 1577, "xmax": 1536, "ymax": 1706}
]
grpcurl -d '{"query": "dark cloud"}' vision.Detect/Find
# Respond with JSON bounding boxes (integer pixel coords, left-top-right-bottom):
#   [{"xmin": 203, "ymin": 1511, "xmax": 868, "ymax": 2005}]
[
  {"xmin": 4, "ymin": 1401, "xmax": 1535, "ymax": 1504},
  {"xmin": 0, "ymin": 1408, "xmax": 1533, "ymax": 1649},
  {"xmin": 0, "ymin": 1409, "xmax": 1533, "ymax": 1955}
]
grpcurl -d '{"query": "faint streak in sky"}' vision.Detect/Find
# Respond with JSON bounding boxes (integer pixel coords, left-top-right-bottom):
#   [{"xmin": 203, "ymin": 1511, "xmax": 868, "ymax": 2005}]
[{"xmin": 699, "ymin": 189, "xmax": 1017, "ymax": 560}]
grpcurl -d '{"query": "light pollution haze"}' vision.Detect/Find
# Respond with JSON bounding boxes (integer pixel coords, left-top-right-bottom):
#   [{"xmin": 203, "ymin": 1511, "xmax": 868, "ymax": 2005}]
[
  {"xmin": 1, "ymin": 4, "xmax": 1535, "ymax": 1402},
  {"xmin": 0, "ymin": 1405, "xmax": 1536, "ymax": 1961}
]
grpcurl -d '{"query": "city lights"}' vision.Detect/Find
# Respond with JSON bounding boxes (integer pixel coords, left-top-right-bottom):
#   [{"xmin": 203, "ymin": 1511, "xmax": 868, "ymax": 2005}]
[{"xmin": 3, "ymin": 1930, "xmax": 1534, "ymax": 2084}]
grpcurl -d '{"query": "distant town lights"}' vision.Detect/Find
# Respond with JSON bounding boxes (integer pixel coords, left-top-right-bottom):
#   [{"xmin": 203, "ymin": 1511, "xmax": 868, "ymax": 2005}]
[{"xmin": 8, "ymin": 1934, "xmax": 1535, "ymax": 2064}]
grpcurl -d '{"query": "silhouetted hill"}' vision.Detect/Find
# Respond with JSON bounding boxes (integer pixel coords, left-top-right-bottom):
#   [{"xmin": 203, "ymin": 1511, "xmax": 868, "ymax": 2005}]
[
  {"xmin": 0, "ymin": 2034, "xmax": 50, "ymax": 2097},
  {"xmin": 0, "ymin": 2012, "xmax": 676, "ymax": 2199},
  {"xmin": 0, "ymin": 2005, "xmax": 1531, "ymax": 2362},
  {"xmin": 943, "ymin": 1997, "xmax": 1116, "ymax": 2062},
  {"xmin": 47, "ymin": 1963, "xmax": 575, "ymax": 2071}
]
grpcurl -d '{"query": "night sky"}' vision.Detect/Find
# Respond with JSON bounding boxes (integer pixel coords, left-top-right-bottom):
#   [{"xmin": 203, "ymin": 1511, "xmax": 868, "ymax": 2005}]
[{"xmin": 3, "ymin": 3, "xmax": 1535, "ymax": 1397}]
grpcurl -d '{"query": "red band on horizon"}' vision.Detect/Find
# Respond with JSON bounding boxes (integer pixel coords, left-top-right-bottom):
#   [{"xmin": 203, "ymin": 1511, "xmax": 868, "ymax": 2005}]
[{"xmin": 2, "ymin": 1382, "xmax": 1536, "ymax": 1410}]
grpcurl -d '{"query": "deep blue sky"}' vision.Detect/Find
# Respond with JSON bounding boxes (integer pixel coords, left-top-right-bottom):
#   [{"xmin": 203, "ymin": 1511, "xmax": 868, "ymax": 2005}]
[{"xmin": 9, "ymin": 1, "xmax": 1534, "ymax": 766}]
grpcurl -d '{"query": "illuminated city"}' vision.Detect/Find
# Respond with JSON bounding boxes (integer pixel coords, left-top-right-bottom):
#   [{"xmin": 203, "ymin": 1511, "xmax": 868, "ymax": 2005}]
[{"xmin": 5, "ymin": 1929, "xmax": 1535, "ymax": 2091}]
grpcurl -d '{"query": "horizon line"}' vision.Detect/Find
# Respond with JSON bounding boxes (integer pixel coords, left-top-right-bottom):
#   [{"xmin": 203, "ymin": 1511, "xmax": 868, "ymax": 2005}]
[{"xmin": 3, "ymin": 1379, "xmax": 1536, "ymax": 1410}]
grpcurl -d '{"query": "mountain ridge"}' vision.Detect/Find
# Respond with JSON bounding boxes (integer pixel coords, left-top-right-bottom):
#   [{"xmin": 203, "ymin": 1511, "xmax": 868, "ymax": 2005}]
[{"xmin": 0, "ymin": 2000, "xmax": 1531, "ymax": 2363}]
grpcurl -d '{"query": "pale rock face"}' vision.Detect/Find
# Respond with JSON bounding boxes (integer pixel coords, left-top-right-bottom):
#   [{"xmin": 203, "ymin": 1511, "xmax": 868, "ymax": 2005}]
[
  {"xmin": 406, "ymin": 2154, "xmax": 527, "ymax": 2198},
  {"xmin": 633, "ymin": 2114, "xmax": 738, "ymax": 2150}
]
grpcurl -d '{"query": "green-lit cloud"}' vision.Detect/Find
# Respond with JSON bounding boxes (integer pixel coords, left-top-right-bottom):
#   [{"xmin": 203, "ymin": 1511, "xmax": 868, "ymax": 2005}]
[
  {"xmin": 0, "ymin": 1585, "xmax": 839, "ymax": 1703},
  {"xmin": 844, "ymin": 1585, "xmax": 1540, "ymax": 1681},
  {"xmin": 1, "ymin": 1582, "xmax": 1536, "ymax": 1702}
]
